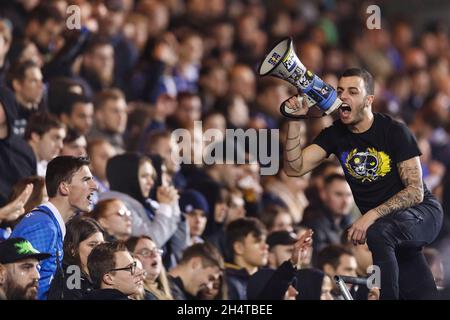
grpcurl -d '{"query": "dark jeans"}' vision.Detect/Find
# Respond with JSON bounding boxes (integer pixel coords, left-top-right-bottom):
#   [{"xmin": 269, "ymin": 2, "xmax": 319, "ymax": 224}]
[{"xmin": 366, "ymin": 197, "xmax": 443, "ymax": 300}]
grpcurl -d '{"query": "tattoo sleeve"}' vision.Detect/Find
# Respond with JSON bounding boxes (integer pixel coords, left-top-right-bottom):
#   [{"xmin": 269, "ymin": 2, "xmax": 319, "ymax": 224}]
[
  {"xmin": 373, "ymin": 156, "xmax": 424, "ymax": 218},
  {"xmin": 284, "ymin": 121, "xmax": 304, "ymax": 175}
]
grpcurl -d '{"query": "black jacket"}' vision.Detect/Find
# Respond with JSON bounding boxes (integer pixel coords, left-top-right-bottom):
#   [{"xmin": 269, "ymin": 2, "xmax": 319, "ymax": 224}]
[
  {"xmin": 47, "ymin": 263, "xmax": 94, "ymax": 300},
  {"xmin": 84, "ymin": 288, "xmax": 130, "ymax": 300},
  {"xmin": 225, "ymin": 263, "xmax": 251, "ymax": 300},
  {"xmin": 0, "ymin": 86, "xmax": 36, "ymax": 206},
  {"xmin": 168, "ymin": 275, "xmax": 197, "ymax": 300}
]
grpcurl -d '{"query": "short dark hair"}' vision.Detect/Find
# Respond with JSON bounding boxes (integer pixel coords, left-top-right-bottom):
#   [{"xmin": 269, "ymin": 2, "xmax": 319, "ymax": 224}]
[
  {"xmin": 340, "ymin": 68, "xmax": 374, "ymax": 95},
  {"xmin": 63, "ymin": 127, "xmax": 84, "ymax": 144},
  {"xmin": 28, "ymin": 4, "xmax": 64, "ymax": 25},
  {"xmin": 62, "ymin": 93, "xmax": 92, "ymax": 116},
  {"xmin": 310, "ymin": 160, "xmax": 341, "ymax": 179},
  {"xmin": 179, "ymin": 243, "xmax": 224, "ymax": 270},
  {"xmin": 6, "ymin": 60, "xmax": 40, "ymax": 87},
  {"xmin": 63, "ymin": 216, "xmax": 104, "ymax": 268},
  {"xmin": 260, "ymin": 205, "xmax": 290, "ymax": 231},
  {"xmin": 93, "ymin": 88, "xmax": 125, "ymax": 112},
  {"xmin": 125, "ymin": 235, "xmax": 154, "ymax": 253},
  {"xmin": 24, "ymin": 112, "xmax": 65, "ymax": 141},
  {"xmin": 87, "ymin": 241, "xmax": 128, "ymax": 289},
  {"xmin": 323, "ymin": 173, "xmax": 347, "ymax": 188},
  {"xmin": 84, "ymin": 36, "xmax": 113, "ymax": 55},
  {"xmin": 316, "ymin": 244, "xmax": 354, "ymax": 271},
  {"xmin": 45, "ymin": 156, "xmax": 90, "ymax": 197},
  {"xmin": 226, "ymin": 217, "xmax": 267, "ymax": 257}
]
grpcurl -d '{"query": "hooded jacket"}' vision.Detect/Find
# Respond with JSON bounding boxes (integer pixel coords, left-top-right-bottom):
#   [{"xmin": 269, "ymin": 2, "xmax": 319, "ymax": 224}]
[
  {"xmin": 100, "ymin": 153, "xmax": 187, "ymax": 249},
  {"xmin": 0, "ymin": 86, "xmax": 36, "ymax": 206},
  {"xmin": 295, "ymin": 268, "xmax": 326, "ymax": 300}
]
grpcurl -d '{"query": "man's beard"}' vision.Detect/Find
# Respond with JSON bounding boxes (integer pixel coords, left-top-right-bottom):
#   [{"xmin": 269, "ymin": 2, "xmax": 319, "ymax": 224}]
[{"xmin": 5, "ymin": 278, "xmax": 39, "ymax": 300}]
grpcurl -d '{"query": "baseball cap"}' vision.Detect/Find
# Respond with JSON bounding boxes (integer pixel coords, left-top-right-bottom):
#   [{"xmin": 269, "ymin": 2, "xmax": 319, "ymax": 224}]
[
  {"xmin": 179, "ymin": 190, "xmax": 209, "ymax": 215},
  {"xmin": 266, "ymin": 231, "xmax": 298, "ymax": 250},
  {"xmin": 0, "ymin": 237, "xmax": 51, "ymax": 264}
]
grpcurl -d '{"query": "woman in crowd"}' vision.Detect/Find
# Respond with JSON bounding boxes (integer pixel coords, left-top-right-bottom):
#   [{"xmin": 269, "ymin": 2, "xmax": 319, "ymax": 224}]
[
  {"xmin": 48, "ymin": 216, "xmax": 104, "ymax": 299},
  {"xmin": 126, "ymin": 235, "xmax": 173, "ymax": 300},
  {"xmin": 87, "ymin": 198, "xmax": 133, "ymax": 242},
  {"xmin": 100, "ymin": 153, "xmax": 184, "ymax": 249}
]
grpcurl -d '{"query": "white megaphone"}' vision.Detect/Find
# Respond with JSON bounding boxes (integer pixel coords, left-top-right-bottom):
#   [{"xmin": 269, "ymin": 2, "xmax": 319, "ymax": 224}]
[{"xmin": 259, "ymin": 37, "xmax": 342, "ymax": 119}]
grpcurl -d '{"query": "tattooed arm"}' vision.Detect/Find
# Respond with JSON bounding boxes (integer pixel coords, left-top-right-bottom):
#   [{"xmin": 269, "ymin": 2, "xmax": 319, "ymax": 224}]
[
  {"xmin": 347, "ymin": 156, "xmax": 424, "ymax": 244},
  {"xmin": 373, "ymin": 156, "xmax": 424, "ymax": 218}
]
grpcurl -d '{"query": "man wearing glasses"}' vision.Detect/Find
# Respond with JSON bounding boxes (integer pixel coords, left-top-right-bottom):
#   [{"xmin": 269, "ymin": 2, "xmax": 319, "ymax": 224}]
[{"xmin": 85, "ymin": 242, "xmax": 145, "ymax": 300}]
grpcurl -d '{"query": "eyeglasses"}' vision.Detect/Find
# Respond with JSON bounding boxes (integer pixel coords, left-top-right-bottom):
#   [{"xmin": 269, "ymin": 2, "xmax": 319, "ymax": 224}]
[
  {"xmin": 117, "ymin": 208, "xmax": 131, "ymax": 219},
  {"xmin": 136, "ymin": 248, "xmax": 164, "ymax": 257},
  {"xmin": 109, "ymin": 261, "xmax": 137, "ymax": 275}
]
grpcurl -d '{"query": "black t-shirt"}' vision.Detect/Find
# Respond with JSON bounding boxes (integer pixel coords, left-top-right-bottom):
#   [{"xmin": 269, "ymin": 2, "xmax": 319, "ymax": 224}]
[{"xmin": 313, "ymin": 113, "xmax": 430, "ymax": 214}]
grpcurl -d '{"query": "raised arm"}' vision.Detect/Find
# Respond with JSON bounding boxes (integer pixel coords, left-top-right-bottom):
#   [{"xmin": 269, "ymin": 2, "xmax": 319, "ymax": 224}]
[{"xmin": 283, "ymin": 95, "xmax": 327, "ymax": 177}]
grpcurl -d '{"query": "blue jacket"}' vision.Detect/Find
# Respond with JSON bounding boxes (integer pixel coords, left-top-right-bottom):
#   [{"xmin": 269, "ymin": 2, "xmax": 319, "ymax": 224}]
[{"xmin": 11, "ymin": 205, "xmax": 64, "ymax": 300}]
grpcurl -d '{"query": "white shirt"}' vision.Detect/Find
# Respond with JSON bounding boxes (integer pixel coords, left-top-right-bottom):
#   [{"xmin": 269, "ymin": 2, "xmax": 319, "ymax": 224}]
[
  {"xmin": 37, "ymin": 160, "xmax": 48, "ymax": 177},
  {"xmin": 41, "ymin": 201, "xmax": 66, "ymax": 238}
]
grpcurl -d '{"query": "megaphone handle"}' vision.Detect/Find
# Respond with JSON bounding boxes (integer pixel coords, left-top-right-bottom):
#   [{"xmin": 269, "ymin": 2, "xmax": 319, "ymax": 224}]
[
  {"xmin": 279, "ymin": 98, "xmax": 325, "ymax": 120},
  {"xmin": 280, "ymin": 100, "xmax": 309, "ymax": 119}
]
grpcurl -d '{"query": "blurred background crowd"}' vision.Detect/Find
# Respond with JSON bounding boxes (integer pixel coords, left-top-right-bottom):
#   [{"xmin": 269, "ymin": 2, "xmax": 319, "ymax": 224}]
[{"xmin": 0, "ymin": 0, "xmax": 450, "ymax": 300}]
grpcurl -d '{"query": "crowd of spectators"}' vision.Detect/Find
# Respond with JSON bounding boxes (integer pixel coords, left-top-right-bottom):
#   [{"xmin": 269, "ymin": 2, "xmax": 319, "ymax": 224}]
[{"xmin": 1, "ymin": 0, "xmax": 450, "ymax": 300}]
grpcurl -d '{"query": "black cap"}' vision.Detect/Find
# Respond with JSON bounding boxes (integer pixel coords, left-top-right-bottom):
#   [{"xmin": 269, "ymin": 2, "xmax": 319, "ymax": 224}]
[
  {"xmin": 0, "ymin": 237, "xmax": 51, "ymax": 264},
  {"xmin": 266, "ymin": 231, "xmax": 297, "ymax": 250}
]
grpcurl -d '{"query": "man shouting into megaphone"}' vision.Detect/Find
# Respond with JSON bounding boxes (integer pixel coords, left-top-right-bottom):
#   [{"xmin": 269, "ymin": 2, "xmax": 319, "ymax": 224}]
[{"xmin": 283, "ymin": 67, "xmax": 443, "ymax": 300}]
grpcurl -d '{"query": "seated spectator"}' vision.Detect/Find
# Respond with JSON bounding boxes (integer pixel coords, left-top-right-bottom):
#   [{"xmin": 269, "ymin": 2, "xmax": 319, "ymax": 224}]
[
  {"xmin": 0, "ymin": 19, "xmax": 12, "ymax": 86},
  {"xmin": 303, "ymin": 174, "xmax": 354, "ymax": 255},
  {"xmin": 197, "ymin": 273, "xmax": 228, "ymax": 300},
  {"xmin": 59, "ymin": 93, "xmax": 94, "ymax": 136},
  {"xmin": 205, "ymin": 188, "xmax": 246, "ymax": 258},
  {"xmin": 86, "ymin": 241, "xmax": 145, "ymax": 300},
  {"xmin": 25, "ymin": 112, "xmax": 66, "ymax": 177},
  {"xmin": 225, "ymin": 217, "xmax": 269, "ymax": 300},
  {"xmin": 304, "ymin": 160, "xmax": 343, "ymax": 210},
  {"xmin": 168, "ymin": 243, "xmax": 224, "ymax": 300},
  {"xmin": 316, "ymin": 245, "xmax": 358, "ymax": 300},
  {"xmin": 60, "ymin": 127, "xmax": 87, "ymax": 157},
  {"xmin": 295, "ymin": 268, "xmax": 334, "ymax": 300},
  {"xmin": 261, "ymin": 205, "xmax": 294, "ymax": 234},
  {"xmin": 126, "ymin": 236, "xmax": 173, "ymax": 300},
  {"xmin": 267, "ymin": 230, "xmax": 298, "ymax": 269},
  {"xmin": 179, "ymin": 189, "xmax": 209, "ymax": 245},
  {"xmin": 340, "ymin": 231, "xmax": 373, "ymax": 278},
  {"xmin": 86, "ymin": 138, "xmax": 116, "ymax": 194},
  {"xmin": 88, "ymin": 199, "xmax": 132, "ymax": 242},
  {"xmin": 6, "ymin": 60, "xmax": 45, "ymax": 136},
  {"xmin": 246, "ymin": 229, "xmax": 313, "ymax": 300},
  {"xmin": 48, "ymin": 216, "xmax": 104, "ymax": 299},
  {"xmin": 78, "ymin": 37, "xmax": 115, "ymax": 94},
  {"xmin": 0, "ymin": 86, "xmax": 36, "ymax": 206},
  {"xmin": 24, "ymin": 4, "xmax": 64, "ymax": 56},
  {"xmin": 128, "ymin": 258, "xmax": 150, "ymax": 300},
  {"xmin": 100, "ymin": 153, "xmax": 183, "ymax": 249},
  {"xmin": 88, "ymin": 88, "xmax": 128, "ymax": 154},
  {"xmin": 263, "ymin": 169, "xmax": 309, "ymax": 224},
  {"xmin": 0, "ymin": 237, "xmax": 50, "ymax": 300}
]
